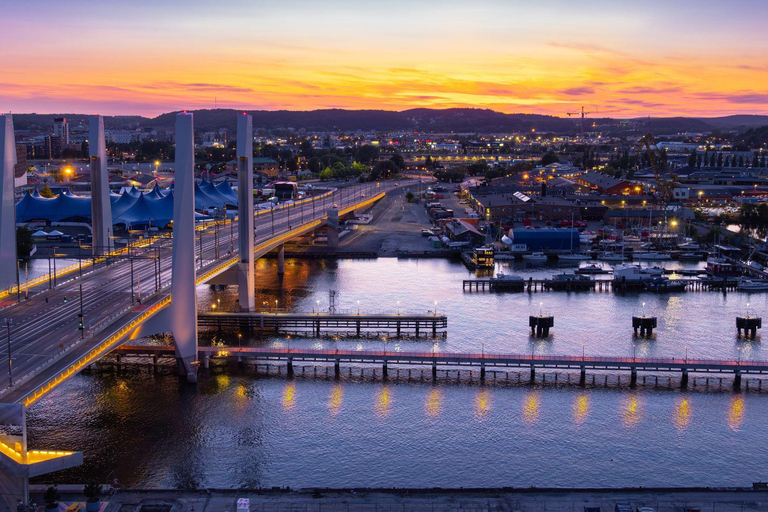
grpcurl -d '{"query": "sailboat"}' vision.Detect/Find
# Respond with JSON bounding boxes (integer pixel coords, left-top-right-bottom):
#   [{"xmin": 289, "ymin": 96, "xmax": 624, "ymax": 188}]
[{"xmin": 559, "ymin": 212, "xmax": 591, "ymax": 261}]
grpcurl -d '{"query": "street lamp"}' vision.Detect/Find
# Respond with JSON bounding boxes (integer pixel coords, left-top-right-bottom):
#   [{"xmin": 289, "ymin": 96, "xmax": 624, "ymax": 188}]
[
  {"xmin": 274, "ymin": 299, "xmax": 278, "ymax": 313},
  {"xmin": 357, "ymin": 300, "xmax": 360, "ymax": 315},
  {"xmin": 397, "ymin": 300, "xmax": 401, "ymax": 315},
  {"xmin": 632, "ymin": 343, "xmax": 636, "ymax": 361},
  {"xmin": 434, "ymin": 300, "xmax": 438, "ymax": 316}
]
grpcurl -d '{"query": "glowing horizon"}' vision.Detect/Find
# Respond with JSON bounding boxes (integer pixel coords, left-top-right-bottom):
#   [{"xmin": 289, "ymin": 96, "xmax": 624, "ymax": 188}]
[{"xmin": 2, "ymin": 0, "xmax": 768, "ymax": 118}]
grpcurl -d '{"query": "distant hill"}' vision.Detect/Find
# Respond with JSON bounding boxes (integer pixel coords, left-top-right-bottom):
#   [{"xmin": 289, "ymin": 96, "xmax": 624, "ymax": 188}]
[{"xmin": 9, "ymin": 108, "xmax": 768, "ymax": 136}]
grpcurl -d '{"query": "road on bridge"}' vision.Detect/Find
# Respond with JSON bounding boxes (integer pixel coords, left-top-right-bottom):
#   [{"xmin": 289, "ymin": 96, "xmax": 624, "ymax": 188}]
[{"xmin": 0, "ymin": 180, "xmax": 412, "ymax": 405}]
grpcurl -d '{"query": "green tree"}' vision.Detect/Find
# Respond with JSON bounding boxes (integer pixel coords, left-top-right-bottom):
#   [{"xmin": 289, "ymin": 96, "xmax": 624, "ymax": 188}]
[
  {"xmin": 540, "ymin": 152, "xmax": 560, "ymax": 166},
  {"xmin": 354, "ymin": 145, "xmax": 380, "ymax": 165},
  {"xmin": 688, "ymin": 149, "xmax": 697, "ymax": 168},
  {"xmin": 307, "ymin": 157, "xmax": 322, "ymax": 174},
  {"xmin": 389, "ymin": 153, "xmax": 405, "ymax": 170},
  {"xmin": 319, "ymin": 167, "xmax": 334, "ymax": 181},
  {"xmin": 40, "ymin": 184, "xmax": 55, "ymax": 198}
]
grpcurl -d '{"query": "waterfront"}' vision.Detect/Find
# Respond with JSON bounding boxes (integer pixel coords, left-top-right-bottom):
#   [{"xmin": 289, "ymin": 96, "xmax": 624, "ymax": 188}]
[{"xmin": 26, "ymin": 257, "xmax": 768, "ymax": 489}]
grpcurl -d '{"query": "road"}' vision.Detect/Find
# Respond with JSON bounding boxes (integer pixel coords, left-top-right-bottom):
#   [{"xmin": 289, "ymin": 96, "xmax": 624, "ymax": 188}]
[{"xmin": 0, "ymin": 181, "xmax": 403, "ymax": 405}]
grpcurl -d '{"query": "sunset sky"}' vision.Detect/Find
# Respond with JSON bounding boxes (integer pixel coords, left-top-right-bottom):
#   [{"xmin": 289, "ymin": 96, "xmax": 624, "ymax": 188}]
[{"xmin": 2, "ymin": 0, "xmax": 768, "ymax": 118}]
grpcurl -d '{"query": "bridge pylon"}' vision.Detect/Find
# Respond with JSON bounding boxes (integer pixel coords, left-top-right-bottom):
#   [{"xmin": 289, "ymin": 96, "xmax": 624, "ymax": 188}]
[
  {"xmin": 0, "ymin": 114, "xmax": 17, "ymax": 291},
  {"xmin": 170, "ymin": 112, "xmax": 198, "ymax": 382},
  {"xmin": 89, "ymin": 115, "xmax": 114, "ymax": 255},
  {"xmin": 236, "ymin": 113, "xmax": 255, "ymax": 311}
]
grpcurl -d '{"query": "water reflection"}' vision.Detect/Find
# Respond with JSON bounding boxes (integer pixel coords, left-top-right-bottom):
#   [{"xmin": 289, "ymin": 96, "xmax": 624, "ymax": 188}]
[
  {"xmin": 328, "ymin": 385, "xmax": 343, "ymax": 416},
  {"xmin": 729, "ymin": 395, "xmax": 745, "ymax": 431},
  {"xmin": 375, "ymin": 387, "xmax": 391, "ymax": 418},
  {"xmin": 674, "ymin": 397, "xmax": 692, "ymax": 430},
  {"xmin": 474, "ymin": 389, "xmax": 491, "ymax": 419},
  {"xmin": 573, "ymin": 394, "xmax": 589, "ymax": 425},
  {"xmin": 425, "ymin": 388, "xmax": 442, "ymax": 418},
  {"xmin": 622, "ymin": 394, "xmax": 641, "ymax": 427},
  {"xmin": 522, "ymin": 392, "xmax": 540, "ymax": 424},
  {"xmin": 282, "ymin": 383, "xmax": 296, "ymax": 411}
]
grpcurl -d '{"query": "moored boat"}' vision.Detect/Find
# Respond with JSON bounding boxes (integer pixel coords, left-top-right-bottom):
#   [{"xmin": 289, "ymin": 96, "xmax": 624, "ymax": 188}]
[{"xmin": 645, "ymin": 277, "xmax": 687, "ymax": 292}]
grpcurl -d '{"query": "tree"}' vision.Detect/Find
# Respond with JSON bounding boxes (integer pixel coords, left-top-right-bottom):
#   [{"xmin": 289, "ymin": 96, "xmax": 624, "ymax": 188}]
[
  {"xmin": 17, "ymin": 227, "xmax": 33, "ymax": 258},
  {"xmin": 44, "ymin": 486, "xmax": 60, "ymax": 510},
  {"xmin": 83, "ymin": 482, "xmax": 102, "ymax": 504},
  {"xmin": 739, "ymin": 155, "xmax": 745, "ymax": 168},
  {"xmin": 753, "ymin": 154, "xmax": 760, "ymax": 168},
  {"xmin": 354, "ymin": 145, "xmax": 380, "ymax": 165},
  {"xmin": 319, "ymin": 167, "xmax": 334, "ymax": 181},
  {"xmin": 717, "ymin": 153, "xmax": 723, "ymax": 167},
  {"xmin": 389, "ymin": 153, "xmax": 405, "ymax": 170},
  {"xmin": 688, "ymin": 149, "xmax": 697, "ymax": 168},
  {"xmin": 540, "ymin": 152, "xmax": 560, "ymax": 166},
  {"xmin": 40, "ymin": 184, "xmax": 55, "ymax": 198}
]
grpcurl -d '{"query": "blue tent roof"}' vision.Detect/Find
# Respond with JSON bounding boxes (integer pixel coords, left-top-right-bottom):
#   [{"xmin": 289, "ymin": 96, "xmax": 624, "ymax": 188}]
[
  {"xmin": 17, "ymin": 184, "xmax": 230, "ymax": 228},
  {"xmin": 215, "ymin": 181, "xmax": 238, "ymax": 205}
]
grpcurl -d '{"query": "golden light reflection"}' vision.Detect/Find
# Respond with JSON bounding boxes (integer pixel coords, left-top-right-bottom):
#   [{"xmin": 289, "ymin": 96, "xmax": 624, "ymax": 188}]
[
  {"xmin": 375, "ymin": 387, "xmax": 391, "ymax": 418},
  {"xmin": 282, "ymin": 383, "xmax": 296, "ymax": 411},
  {"xmin": 235, "ymin": 384, "xmax": 248, "ymax": 400},
  {"xmin": 215, "ymin": 374, "xmax": 230, "ymax": 390},
  {"xmin": 329, "ymin": 385, "xmax": 343, "ymax": 416},
  {"xmin": 523, "ymin": 392, "xmax": 540, "ymax": 424},
  {"xmin": 573, "ymin": 394, "xmax": 589, "ymax": 425},
  {"xmin": 426, "ymin": 388, "xmax": 442, "ymax": 418},
  {"xmin": 622, "ymin": 394, "xmax": 641, "ymax": 427},
  {"xmin": 728, "ymin": 395, "xmax": 745, "ymax": 431},
  {"xmin": 674, "ymin": 397, "xmax": 692, "ymax": 430},
  {"xmin": 475, "ymin": 389, "xmax": 491, "ymax": 418}
]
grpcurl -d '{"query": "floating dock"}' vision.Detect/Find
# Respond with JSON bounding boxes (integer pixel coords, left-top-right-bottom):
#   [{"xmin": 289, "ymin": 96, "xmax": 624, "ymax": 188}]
[{"xmin": 198, "ymin": 311, "xmax": 448, "ymax": 337}]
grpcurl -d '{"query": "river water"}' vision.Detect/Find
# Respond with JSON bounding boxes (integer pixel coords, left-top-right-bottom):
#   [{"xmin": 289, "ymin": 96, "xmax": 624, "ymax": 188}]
[{"xmin": 27, "ymin": 257, "xmax": 768, "ymax": 489}]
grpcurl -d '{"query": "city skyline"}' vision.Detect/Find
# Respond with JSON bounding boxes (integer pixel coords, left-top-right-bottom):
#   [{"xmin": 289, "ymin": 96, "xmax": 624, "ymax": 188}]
[{"xmin": 2, "ymin": 0, "xmax": 768, "ymax": 118}]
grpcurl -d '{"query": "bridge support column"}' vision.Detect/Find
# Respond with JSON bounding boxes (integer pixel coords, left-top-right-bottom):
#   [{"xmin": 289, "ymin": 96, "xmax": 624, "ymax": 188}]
[
  {"xmin": 203, "ymin": 353, "xmax": 209, "ymax": 369},
  {"xmin": 287, "ymin": 357, "xmax": 293, "ymax": 377},
  {"xmin": 236, "ymin": 114, "xmax": 255, "ymax": 311},
  {"xmin": 334, "ymin": 359, "xmax": 340, "ymax": 379},
  {"xmin": 170, "ymin": 112, "xmax": 199, "ymax": 383},
  {"xmin": 480, "ymin": 363, "xmax": 486, "ymax": 381},
  {"xmin": 277, "ymin": 244, "xmax": 285, "ymax": 275},
  {"xmin": 681, "ymin": 368, "xmax": 689, "ymax": 388},
  {"xmin": 530, "ymin": 365, "xmax": 536, "ymax": 383},
  {"xmin": 89, "ymin": 116, "xmax": 114, "ymax": 256},
  {"xmin": 396, "ymin": 321, "xmax": 401, "ymax": 338},
  {"xmin": 580, "ymin": 366, "xmax": 586, "ymax": 386},
  {"xmin": 356, "ymin": 320, "xmax": 361, "ymax": 337},
  {"xmin": 432, "ymin": 361, "xmax": 437, "ymax": 380},
  {"xmin": 382, "ymin": 360, "xmax": 388, "ymax": 379},
  {"xmin": 315, "ymin": 320, "xmax": 320, "ymax": 337},
  {"xmin": 630, "ymin": 368, "xmax": 637, "ymax": 387},
  {"xmin": 0, "ymin": 114, "xmax": 18, "ymax": 291},
  {"xmin": 327, "ymin": 209, "xmax": 340, "ymax": 248},
  {"xmin": 734, "ymin": 370, "xmax": 742, "ymax": 390}
]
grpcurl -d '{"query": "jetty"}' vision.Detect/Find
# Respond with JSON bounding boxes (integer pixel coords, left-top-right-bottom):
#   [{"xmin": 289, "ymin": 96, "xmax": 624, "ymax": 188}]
[{"xmin": 198, "ymin": 311, "xmax": 447, "ymax": 337}]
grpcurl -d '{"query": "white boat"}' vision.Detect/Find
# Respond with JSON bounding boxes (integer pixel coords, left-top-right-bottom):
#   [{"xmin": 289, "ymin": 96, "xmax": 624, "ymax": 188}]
[
  {"xmin": 613, "ymin": 264, "xmax": 662, "ymax": 282},
  {"xmin": 738, "ymin": 279, "xmax": 768, "ymax": 292},
  {"xmin": 522, "ymin": 252, "xmax": 547, "ymax": 262},
  {"xmin": 746, "ymin": 260, "xmax": 764, "ymax": 272},
  {"xmin": 633, "ymin": 252, "xmax": 672, "ymax": 261},
  {"xmin": 558, "ymin": 253, "xmax": 591, "ymax": 262}
]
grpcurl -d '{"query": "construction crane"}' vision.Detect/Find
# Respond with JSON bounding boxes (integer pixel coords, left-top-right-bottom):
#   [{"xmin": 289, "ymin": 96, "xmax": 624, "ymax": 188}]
[
  {"xmin": 638, "ymin": 133, "xmax": 677, "ymax": 205},
  {"xmin": 566, "ymin": 106, "xmax": 621, "ymax": 141}
]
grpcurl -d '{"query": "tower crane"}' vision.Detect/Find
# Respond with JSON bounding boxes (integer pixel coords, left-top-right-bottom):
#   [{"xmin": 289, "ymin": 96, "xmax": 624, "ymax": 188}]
[{"xmin": 566, "ymin": 106, "xmax": 622, "ymax": 141}]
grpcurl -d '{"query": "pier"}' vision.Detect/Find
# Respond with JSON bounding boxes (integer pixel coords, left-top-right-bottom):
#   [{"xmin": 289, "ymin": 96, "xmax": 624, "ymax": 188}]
[
  {"xmin": 463, "ymin": 277, "xmax": 742, "ymax": 293},
  {"xmin": 112, "ymin": 345, "xmax": 764, "ymax": 387},
  {"xmin": 197, "ymin": 311, "xmax": 448, "ymax": 337}
]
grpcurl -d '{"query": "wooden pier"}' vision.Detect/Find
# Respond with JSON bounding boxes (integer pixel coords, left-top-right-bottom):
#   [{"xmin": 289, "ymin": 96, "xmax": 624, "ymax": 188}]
[
  {"xmin": 463, "ymin": 277, "xmax": 741, "ymax": 293},
  {"xmin": 197, "ymin": 311, "xmax": 448, "ymax": 337},
  {"xmin": 112, "ymin": 345, "xmax": 768, "ymax": 388}
]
